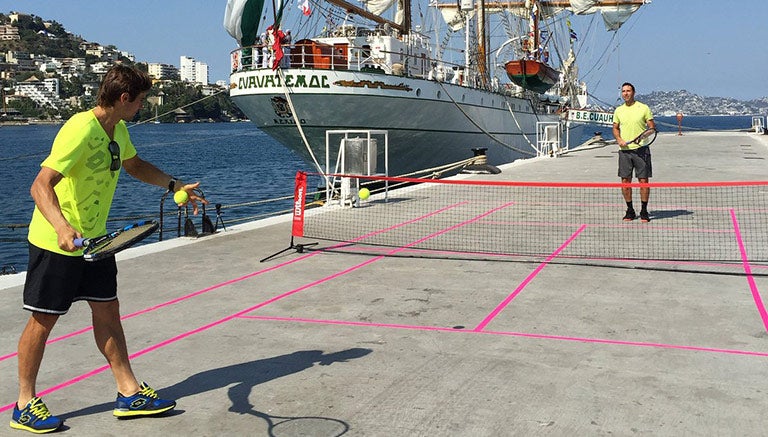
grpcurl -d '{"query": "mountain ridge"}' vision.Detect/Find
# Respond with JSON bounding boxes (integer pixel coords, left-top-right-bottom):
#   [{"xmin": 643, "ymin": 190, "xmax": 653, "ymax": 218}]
[{"xmin": 635, "ymin": 90, "xmax": 768, "ymax": 116}]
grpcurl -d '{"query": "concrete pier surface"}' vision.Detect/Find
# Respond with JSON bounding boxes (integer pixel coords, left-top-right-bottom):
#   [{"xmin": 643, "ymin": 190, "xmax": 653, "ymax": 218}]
[{"xmin": 1, "ymin": 130, "xmax": 767, "ymax": 436}]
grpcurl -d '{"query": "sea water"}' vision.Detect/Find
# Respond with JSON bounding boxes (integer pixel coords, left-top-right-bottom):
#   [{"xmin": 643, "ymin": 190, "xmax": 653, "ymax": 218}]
[{"xmin": 0, "ymin": 122, "xmax": 312, "ymax": 272}]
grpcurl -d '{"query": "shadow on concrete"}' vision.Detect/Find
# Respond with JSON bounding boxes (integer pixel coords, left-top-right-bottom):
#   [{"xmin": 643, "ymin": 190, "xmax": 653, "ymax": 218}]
[{"xmin": 59, "ymin": 347, "xmax": 373, "ymax": 429}]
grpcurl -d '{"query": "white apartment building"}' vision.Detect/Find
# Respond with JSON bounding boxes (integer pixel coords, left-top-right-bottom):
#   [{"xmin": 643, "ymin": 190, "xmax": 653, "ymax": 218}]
[
  {"xmin": 179, "ymin": 56, "xmax": 209, "ymax": 84},
  {"xmin": 195, "ymin": 62, "xmax": 209, "ymax": 85},
  {"xmin": 14, "ymin": 77, "xmax": 61, "ymax": 109}
]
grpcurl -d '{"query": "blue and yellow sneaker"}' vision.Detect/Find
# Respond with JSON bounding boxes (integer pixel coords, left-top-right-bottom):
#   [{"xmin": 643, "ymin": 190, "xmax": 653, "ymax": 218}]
[
  {"xmin": 113, "ymin": 382, "xmax": 176, "ymax": 418},
  {"xmin": 9, "ymin": 397, "xmax": 62, "ymax": 434}
]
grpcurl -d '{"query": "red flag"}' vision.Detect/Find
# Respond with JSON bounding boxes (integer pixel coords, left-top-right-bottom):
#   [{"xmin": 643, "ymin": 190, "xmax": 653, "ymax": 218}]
[
  {"xmin": 292, "ymin": 171, "xmax": 307, "ymax": 237},
  {"xmin": 300, "ymin": 0, "xmax": 311, "ymax": 16},
  {"xmin": 270, "ymin": 27, "xmax": 285, "ymax": 70}
]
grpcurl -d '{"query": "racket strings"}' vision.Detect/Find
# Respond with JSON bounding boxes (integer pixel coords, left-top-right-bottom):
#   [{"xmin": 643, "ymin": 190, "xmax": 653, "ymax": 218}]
[{"xmin": 84, "ymin": 223, "xmax": 158, "ymax": 259}]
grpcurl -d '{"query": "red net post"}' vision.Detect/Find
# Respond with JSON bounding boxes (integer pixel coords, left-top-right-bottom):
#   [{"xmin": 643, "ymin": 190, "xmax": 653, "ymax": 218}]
[{"xmin": 292, "ymin": 171, "xmax": 308, "ymax": 237}]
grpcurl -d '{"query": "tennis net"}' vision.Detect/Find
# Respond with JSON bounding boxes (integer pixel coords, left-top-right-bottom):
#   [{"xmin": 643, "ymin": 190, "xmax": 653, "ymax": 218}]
[{"xmin": 291, "ymin": 172, "xmax": 768, "ymax": 266}]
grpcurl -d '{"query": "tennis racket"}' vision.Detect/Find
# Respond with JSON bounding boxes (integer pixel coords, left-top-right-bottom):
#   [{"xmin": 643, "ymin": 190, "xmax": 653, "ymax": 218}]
[
  {"xmin": 74, "ymin": 220, "xmax": 159, "ymax": 261},
  {"xmin": 627, "ymin": 127, "xmax": 657, "ymax": 147}
]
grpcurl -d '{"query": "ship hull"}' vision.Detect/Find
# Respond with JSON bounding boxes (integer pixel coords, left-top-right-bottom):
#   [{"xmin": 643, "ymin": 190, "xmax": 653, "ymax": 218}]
[{"xmin": 230, "ymin": 68, "xmax": 572, "ymax": 176}]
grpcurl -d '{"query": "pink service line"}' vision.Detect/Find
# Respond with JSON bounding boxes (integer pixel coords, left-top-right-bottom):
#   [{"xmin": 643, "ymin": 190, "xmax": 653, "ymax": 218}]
[
  {"xmin": 239, "ymin": 315, "xmax": 768, "ymax": 358},
  {"xmin": 333, "ymin": 243, "xmax": 768, "ymax": 271},
  {"xmin": 481, "ymin": 219, "xmax": 732, "ymax": 233},
  {"xmin": 0, "ymin": 252, "xmax": 316, "ymax": 363},
  {"xmin": 385, "ymin": 201, "xmax": 517, "ymax": 251},
  {"xmin": 0, "ymin": 201, "xmax": 469, "ymax": 364},
  {"xmin": 0, "ymin": 258, "xmax": 384, "ymax": 414},
  {"xmin": 729, "ymin": 209, "xmax": 768, "ymax": 332},
  {"xmin": 0, "ymin": 201, "xmax": 484, "ymax": 411},
  {"xmin": 473, "ymin": 224, "xmax": 587, "ymax": 332}
]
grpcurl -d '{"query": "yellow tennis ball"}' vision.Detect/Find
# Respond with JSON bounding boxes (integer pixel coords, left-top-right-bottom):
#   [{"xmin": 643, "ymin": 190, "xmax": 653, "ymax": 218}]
[
  {"xmin": 173, "ymin": 190, "xmax": 189, "ymax": 205},
  {"xmin": 358, "ymin": 187, "xmax": 370, "ymax": 200}
]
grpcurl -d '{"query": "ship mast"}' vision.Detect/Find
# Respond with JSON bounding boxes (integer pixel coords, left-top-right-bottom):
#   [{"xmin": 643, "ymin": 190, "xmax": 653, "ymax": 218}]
[
  {"xmin": 530, "ymin": 0, "xmax": 540, "ymax": 61},
  {"xmin": 478, "ymin": 0, "xmax": 488, "ymax": 88}
]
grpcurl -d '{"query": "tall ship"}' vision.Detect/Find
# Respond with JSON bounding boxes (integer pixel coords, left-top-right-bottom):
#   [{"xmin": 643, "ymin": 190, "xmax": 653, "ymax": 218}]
[{"xmin": 224, "ymin": 0, "xmax": 650, "ymax": 176}]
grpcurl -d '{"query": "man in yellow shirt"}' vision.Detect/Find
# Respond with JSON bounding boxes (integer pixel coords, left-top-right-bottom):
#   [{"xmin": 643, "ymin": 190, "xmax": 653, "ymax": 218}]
[
  {"xmin": 12, "ymin": 65, "xmax": 206, "ymax": 433},
  {"xmin": 612, "ymin": 82, "xmax": 656, "ymax": 222}
]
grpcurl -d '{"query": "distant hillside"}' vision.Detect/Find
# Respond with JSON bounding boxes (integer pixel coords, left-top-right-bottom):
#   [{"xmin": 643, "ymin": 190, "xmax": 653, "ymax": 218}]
[
  {"xmin": 637, "ymin": 90, "xmax": 768, "ymax": 116},
  {"xmin": 0, "ymin": 11, "xmax": 241, "ymax": 122},
  {"xmin": 0, "ymin": 13, "xmax": 85, "ymax": 57}
]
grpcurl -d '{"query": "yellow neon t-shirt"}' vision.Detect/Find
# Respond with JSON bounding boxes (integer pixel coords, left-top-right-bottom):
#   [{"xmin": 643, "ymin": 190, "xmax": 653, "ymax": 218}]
[
  {"xmin": 613, "ymin": 101, "xmax": 653, "ymax": 150},
  {"xmin": 28, "ymin": 110, "xmax": 137, "ymax": 255}
]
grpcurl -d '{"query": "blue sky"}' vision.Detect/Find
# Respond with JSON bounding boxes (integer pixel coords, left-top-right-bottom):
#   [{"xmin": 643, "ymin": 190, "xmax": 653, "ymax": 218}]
[{"xmin": 2, "ymin": 0, "xmax": 766, "ymax": 102}]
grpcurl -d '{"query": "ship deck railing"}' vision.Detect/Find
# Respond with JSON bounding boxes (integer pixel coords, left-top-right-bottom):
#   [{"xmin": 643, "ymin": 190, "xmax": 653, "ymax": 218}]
[
  {"xmin": 230, "ymin": 43, "xmax": 492, "ymax": 90},
  {"xmin": 230, "ymin": 44, "xmax": 572, "ymax": 107}
]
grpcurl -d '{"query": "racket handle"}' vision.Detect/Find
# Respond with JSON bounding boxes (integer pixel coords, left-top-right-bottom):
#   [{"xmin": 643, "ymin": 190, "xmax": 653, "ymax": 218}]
[{"xmin": 74, "ymin": 237, "xmax": 88, "ymax": 248}]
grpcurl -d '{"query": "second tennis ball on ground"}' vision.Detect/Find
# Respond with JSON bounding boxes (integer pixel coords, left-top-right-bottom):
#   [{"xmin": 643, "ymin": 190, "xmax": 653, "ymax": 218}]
[
  {"xmin": 358, "ymin": 188, "xmax": 370, "ymax": 200},
  {"xmin": 173, "ymin": 190, "xmax": 189, "ymax": 205}
]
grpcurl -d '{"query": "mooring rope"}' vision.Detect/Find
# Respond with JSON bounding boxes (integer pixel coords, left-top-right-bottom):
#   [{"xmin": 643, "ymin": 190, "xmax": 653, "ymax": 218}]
[{"xmin": 436, "ymin": 80, "xmax": 536, "ymax": 157}]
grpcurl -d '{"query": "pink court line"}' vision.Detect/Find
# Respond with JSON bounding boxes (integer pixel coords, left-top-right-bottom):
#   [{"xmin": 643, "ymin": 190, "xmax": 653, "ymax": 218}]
[
  {"xmin": 238, "ymin": 315, "xmax": 768, "ymax": 358},
  {"xmin": 473, "ymin": 225, "xmax": 587, "ymax": 332},
  {"xmin": 730, "ymin": 209, "xmax": 768, "ymax": 332},
  {"xmin": 480, "ymin": 219, "xmax": 732, "ymax": 233},
  {"xmin": 0, "ymin": 253, "xmax": 316, "ymax": 364},
  {"xmin": 0, "ymin": 201, "xmax": 469, "ymax": 364},
  {"xmin": 0, "ymin": 247, "xmax": 410, "ymax": 412},
  {"xmin": 500, "ymin": 200, "xmax": 768, "ymax": 213},
  {"xmin": 331, "ymin": 242, "xmax": 768, "ymax": 271},
  {"xmin": 0, "ymin": 201, "xmax": 506, "ymax": 413}
]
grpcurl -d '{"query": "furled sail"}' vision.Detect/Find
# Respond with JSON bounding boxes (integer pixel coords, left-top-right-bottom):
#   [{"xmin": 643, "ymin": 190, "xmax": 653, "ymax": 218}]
[
  {"xmin": 359, "ymin": 0, "xmax": 407, "ymax": 27},
  {"xmin": 437, "ymin": 1, "xmax": 646, "ymax": 31},
  {"xmin": 361, "ymin": 0, "xmax": 397, "ymax": 16},
  {"xmin": 500, "ymin": 4, "xmax": 566, "ymax": 19},
  {"xmin": 569, "ymin": 0, "xmax": 644, "ymax": 30},
  {"xmin": 223, "ymin": 0, "xmax": 266, "ymax": 46},
  {"xmin": 394, "ymin": 0, "xmax": 406, "ymax": 27},
  {"xmin": 439, "ymin": 8, "xmax": 476, "ymax": 31}
]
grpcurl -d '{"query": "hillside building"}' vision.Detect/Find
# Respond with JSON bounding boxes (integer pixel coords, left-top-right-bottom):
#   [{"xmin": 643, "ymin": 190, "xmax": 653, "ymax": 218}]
[{"xmin": 180, "ymin": 55, "xmax": 209, "ymax": 85}]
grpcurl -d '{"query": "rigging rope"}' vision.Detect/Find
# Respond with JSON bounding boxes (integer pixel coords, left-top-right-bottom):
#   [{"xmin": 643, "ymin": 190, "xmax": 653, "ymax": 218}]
[
  {"xmin": 436, "ymin": 81, "xmax": 536, "ymax": 157},
  {"xmin": 504, "ymin": 100, "xmax": 539, "ymax": 154},
  {"xmin": 275, "ymin": 68, "xmax": 333, "ymax": 195},
  {"xmin": 133, "ymin": 88, "xmax": 230, "ymax": 127}
]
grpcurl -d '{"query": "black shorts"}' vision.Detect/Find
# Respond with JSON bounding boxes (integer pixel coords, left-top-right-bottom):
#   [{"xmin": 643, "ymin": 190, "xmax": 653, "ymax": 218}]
[
  {"xmin": 23, "ymin": 243, "xmax": 118, "ymax": 315},
  {"xmin": 618, "ymin": 146, "xmax": 652, "ymax": 179}
]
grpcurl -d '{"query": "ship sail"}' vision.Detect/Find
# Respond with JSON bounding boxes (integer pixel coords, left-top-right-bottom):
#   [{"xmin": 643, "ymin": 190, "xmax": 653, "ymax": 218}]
[
  {"xmin": 361, "ymin": 0, "xmax": 397, "ymax": 17},
  {"xmin": 569, "ymin": 0, "xmax": 644, "ymax": 30},
  {"xmin": 438, "ymin": 8, "xmax": 476, "ymax": 31},
  {"xmin": 223, "ymin": 0, "xmax": 266, "ymax": 46},
  {"xmin": 439, "ymin": 0, "xmax": 646, "ymax": 31}
]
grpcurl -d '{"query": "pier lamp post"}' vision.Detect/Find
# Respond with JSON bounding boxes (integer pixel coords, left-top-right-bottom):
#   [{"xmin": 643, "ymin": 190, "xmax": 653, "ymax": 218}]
[
  {"xmin": 676, "ymin": 112, "xmax": 683, "ymax": 136},
  {"xmin": 1, "ymin": 83, "xmax": 9, "ymax": 117}
]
